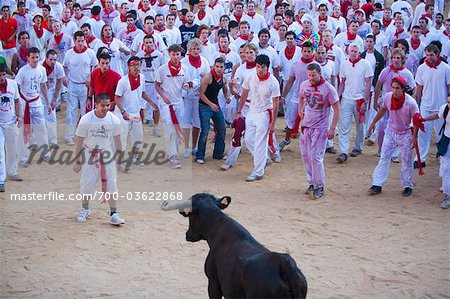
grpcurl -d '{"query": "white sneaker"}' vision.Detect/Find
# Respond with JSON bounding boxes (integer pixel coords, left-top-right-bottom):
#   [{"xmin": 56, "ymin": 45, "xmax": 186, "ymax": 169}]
[
  {"xmin": 108, "ymin": 213, "xmax": 125, "ymax": 225},
  {"xmin": 273, "ymin": 154, "xmax": 282, "ymax": 163},
  {"xmin": 196, "ymin": 159, "xmax": 205, "ymax": 164},
  {"xmin": 7, "ymin": 174, "xmax": 23, "ymax": 181},
  {"xmin": 183, "ymin": 148, "xmax": 191, "ymax": 158},
  {"xmin": 28, "ymin": 144, "xmax": 38, "ymax": 150},
  {"xmin": 18, "ymin": 161, "xmax": 29, "ymax": 168},
  {"xmin": 169, "ymin": 156, "xmax": 182, "ymax": 169},
  {"xmin": 65, "ymin": 138, "xmax": 74, "ymax": 146},
  {"xmin": 77, "ymin": 208, "xmax": 91, "ymax": 222},
  {"xmin": 246, "ymin": 173, "xmax": 263, "ymax": 182},
  {"xmin": 440, "ymin": 199, "xmax": 450, "ymax": 209},
  {"xmin": 118, "ymin": 162, "xmax": 130, "ymax": 173},
  {"xmin": 132, "ymin": 157, "xmax": 144, "ymax": 166},
  {"xmin": 49, "ymin": 143, "xmax": 60, "ymax": 149},
  {"xmin": 265, "ymin": 157, "xmax": 272, "ymax": 167},
  {"xmin": 152, "ymin": 127, "xmax": 161, "ymax": 137},
  {"xmin": 221, "ymin": 163, "xmax": 232, "ymax": 170}
]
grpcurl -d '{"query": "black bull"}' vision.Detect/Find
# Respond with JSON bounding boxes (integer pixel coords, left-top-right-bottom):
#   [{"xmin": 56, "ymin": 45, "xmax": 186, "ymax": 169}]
[{"xmin": 161, "ymin": 193, "xmax": 307, "ymax": 299}]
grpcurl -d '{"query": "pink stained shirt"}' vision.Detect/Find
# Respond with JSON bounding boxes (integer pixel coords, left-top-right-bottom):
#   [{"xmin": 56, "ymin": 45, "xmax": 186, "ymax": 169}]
[{"xmin": 381, "ymin": 92, "xmax": 419, "ymax": 133}]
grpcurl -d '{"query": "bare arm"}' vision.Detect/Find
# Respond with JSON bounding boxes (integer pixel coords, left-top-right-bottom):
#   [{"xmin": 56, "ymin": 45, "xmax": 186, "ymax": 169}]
[
  {"xmin": 114, "ymin": 95, "xmax": 129, "ymax": 120},
  {"xmin": 414, "ymin": 84, "xmax": 423, "ymax": 104},
  {"xmin": 14, "ymin": 98, "xmax": 22, "ymax": 127},
  {"xmin": 199, "ymin": 73, "xmax": 219, "ymax": 111},
  {"xmin": 222, "ymin": 77, "xmax": 231, "ymax": 101},
  {"xmin": 281, "ymin": 75, "xmax": 295, "ymax": 98},
  {"xmin": 373, "ymin": 80, "xmax": 382, "ymax": 111},
  {"xmin": 270, "ymin": 96, "xmax": 279, "ymax": 133},
  {"xmin": 155, "ymin": 81, "xmax": 171, "ymax": 104},
  {"xmin": 368, "ymin": 107, "xmax": 388, "ymax": 135},
  {"xmin": 40, "ymin": 83, "xmax": 49, "ymax": 105},
  {"xmin": 11, "ymin": 54, "xmax": 19, "ymax": 75},
  {"xmin": 338, "ymin": 77, "xmax": 346, "ymax": 98},
  {"xmin": 236, "ymin": 88, "xmax": 249, "ymax": 119},
  {"xmin": 72, "ymin": 135, "xmax": 85, "ymax": 173},
  {"xmin": 328, "ymin": 101, "xmax": 340, "ymax": 139},
  {"xmin": 142, "ymin": 91, "xmax": 158, "ymax": 109}
]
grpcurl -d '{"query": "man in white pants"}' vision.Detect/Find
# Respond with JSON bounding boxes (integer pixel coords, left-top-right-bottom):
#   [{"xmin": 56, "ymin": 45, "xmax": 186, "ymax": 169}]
[
  {"xmin": 15, "ymin": 47, "xmax": 51, "ymax": 167},
  {"xmin": 41, "ymin": 49, "xmax": 64, "ymax": 149},
  {"xmin": 73, "ymin": 93, "xmax": 126, "ymax": 226},
  {"xmin": 0, "ymin": 64, "xmax": 23, "ymax": 192},
  {"xmin": 337, "ymin": 43, "xmax": 373, "ymax": 163},
  {"xmin": 236, "ymin": 54, "xmax": 280, "ymax": 182},
  {"xmin": 63, "ymin": 31, "xmax": 98, "ymax": 145}
]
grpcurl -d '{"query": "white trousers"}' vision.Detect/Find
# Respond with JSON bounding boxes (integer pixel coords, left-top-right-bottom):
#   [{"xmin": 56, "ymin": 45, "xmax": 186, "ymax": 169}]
[
  {"xmin": 182, "ymin": 96, "xmax": 200, "ymax": 128},
  {"xmin": 120, "ymin": 120, "xmax": 144, "ymax": 152},
  {"xmin": 17, "ymin": 106, "xmax": 49, "ymax": 163},
  {"xmin": 80, "ymin": 151, "xmax": 118, "ymax": 195},
  {"xmin": 245, "ymin": 110, "xmax": 269, "ymax": 176},
  {"xmin": 0, "ymin": 123, "xmax": 19, "ymax": 184},
  {"xmin": 65, "ymin": 81, "xmax": 87, "ymax": 140},
  {"xmin": 417, "ymin": 108, "xmax": 444, "ymax": 162},
  {"xmin": 338, "ymin": 97, "xmax": 364, "ymax": 155},
  {"xmin": 144, "ymin": 83, "xmax": 158, "ymax": 121},
  {"xmin": 284, "ymin": 99, "xmax": 298, "ymax": 129},
  {"xmin": 43, "ymin": 101, "xmax": 58, "ymax": 145},
  {"xmin": 161, "ymin": 104, "xmax": 184, "ymax": 158},
  {"xmin": 440, "ymin": 141, "xmax": 450, "ymax": 199}
]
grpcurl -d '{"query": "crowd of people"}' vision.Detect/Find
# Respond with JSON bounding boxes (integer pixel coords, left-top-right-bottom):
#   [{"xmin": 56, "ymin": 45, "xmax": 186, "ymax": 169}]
[{"xmin": 0, "ymin": 0, "xmax": 449, "ymax": 225}]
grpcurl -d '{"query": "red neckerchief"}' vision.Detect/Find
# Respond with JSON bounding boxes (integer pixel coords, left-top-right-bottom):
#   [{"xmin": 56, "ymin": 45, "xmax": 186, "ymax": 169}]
[
  {"xmin": 247, "ymin": 12, "xmax": 256, "ymax": 18},
  {"xmin": 219, "ymin": 47, "xmax": 230, "ymax": 54},
  {"xmin": 209, "ymin": 1, "xmax": 218, "ymax": 9},
  {"xmin": 246, "ymin": 61, "xmax": 256, "ymax": 69},
  {"xmin": 154, "ymin": 26, "xmax": 165, "ymax": 32},
  {"xmin": 42, "ymin": 60, "xmax": 54, "ymax": 76},
  {"xmin": 102, "ymin": 37, "xmax": 113, "ymax": 47},
  {"xmin": 168, "ymin": 60, "xmax": 182, "ymax": 76},
  {"xmin": 264, "ymin": 0, "xmax": 272, "ymax": 9},
  {"xmin": 301, "ymin": 30, "xmax": 312, "ymax": 39},
  {"xmin": 188, "ymin": 54, "xmax": 202, "ymax": 68},
  {"xmin": 425, "ymin": 57, "xmax": 442, "ymax": 69},
  {"xmin": 211, "ymin": 68, "xmax": 223, "ymax": 81},
  {"xmin": 373, "ymin": 30, "xmax": 380, "ymax": 36},
  {"xmin": 444, "ymin": 31, "xmax": 450, "ymax": 38},
  {"xmin": 324, "ymin": 43, "xmax": 334, "ymax": 52},
  {"xmin": 181, "ymin": 19, "xmax": 187, "ymax": 25},
  {"xmin": 74, "ymin": 13, "xmax": 85, "ymax": 20},
  {"xmin": 157, "ymin": 2, "xmax": 166, "ymax": 7},
  {"xmin": 285, "ymin": 45, "xmax": 296, "ymax": 60},
  {"xmin": 390, "ymin": 64, "xmax": 405, "ymax": 72},
  {"xmin": 301, "ymin": 56, "xmax": 314, "ymax": 64},
  {"xmin": 358, "ymin": 20, "xmax": 365, "ymax": 26},
  {"xmin": 17, "ymin": 10, "xmax": 27, "ymax": 16},
  {"xmin": 421, "ymin": 29, "xmax": 430, "ymax": 37},
  {"xmin": 144, "ymin": 29, "xmax": 154, "ymax": 35},
  {"xmin": 382, "ymin": 17, "xmax": 391, "ymax": 27},
  {"xmin": 150, "ymin": 0, "xmax": 157, "ymax": 5},
  {"xmin": 103, "ymin": 7, "xmax": 115, "ymax": 16},
  {"xmin": 126, "ymin": 25, "xmax": 137, "ymax": 34},
  {"xmin": 0, "ymin": 80, "xmax": 7, "ymax": 93},
  {"xmin": 239, "ymin": 34, "xmax": 250, "ymax": 41},
  {"xmin": 54, "ymin": 33, "xmax": 64, "ymax": 45},
  {"xmin": 349, "ymin": 56, "xmax": 362, "ymax": 67},
  {"xmin": 73, "ymin": 46, "xmax": 88, "ymax": 53},
  {"xmin": 197, "ymin": 11, "xmax": 206, "ymax": 20},
  {"xmin": 273, "ymin": 25, "xmax": 280, "ymax": 31},
  {"xmin": 144, "ymin": 47, "xmax": 155, "ymax": 56},
  {"xmin": 202, "ymin": 39, "xmax": 208, "ymax": 46},
  {"xmin": 140, "ymin": 6, "xmax": 151, "ymax": 13},
  {"xmin": 128, "ymin": 73, "xmax": 140, "ymax": 91},
  {"xmin": 120, "ymin": 14, "xmax": 126, "ymax": 22},
  {"xmin": 347, "ymin": 31, "xmax": 356, "ymax": 40},
  {"xmin": 86, "ymin": 35, "xmax": 96, "ymax": 46},
  {"xmin": 391, "ymin": 93, "xmax": 405, "ymax": 110},
  {"xmin": 234, "ymin": 12, "xmax": 242, "ymax": 23},
  {"xmin": 331, "ymin": 13, "xmax": 340, "ymax": 19},
  {"xmin": 19, "ymin": 47, "xmax": 29, "ymax": 62},
  {"xmin": 33, "ymin": 25, "xmax": 44, "ymax": 38},
  {"xmin": 62, "ymin": 18, "xmax": 70, "ymax": 24},
  {"xmin": 92, "ymin": 14, "xmax": 101, "ymax": 21},
  {"xmin": 258, "ymin": 71, "xmax": 270, "ymax": 81},
  {"xmin": 310, "ymin": 76, "xmax": 325, "ymax": 91},
  {"xmin": 394, "ymin": 28, "xmax": 404, "ymax": 38},
  {"xmin": 410, "ymin": 38, "xmax": 420, "ymax": 50},
  {"xmin": 318, "ymin": 15, "xmax": 328, "ymax": 22}
]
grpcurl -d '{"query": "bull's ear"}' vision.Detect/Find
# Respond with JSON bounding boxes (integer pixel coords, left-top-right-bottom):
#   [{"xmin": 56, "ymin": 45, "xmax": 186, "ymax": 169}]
[{"xmin": 216, "ymin": 196, "xmax": 231, "ymax": 209}]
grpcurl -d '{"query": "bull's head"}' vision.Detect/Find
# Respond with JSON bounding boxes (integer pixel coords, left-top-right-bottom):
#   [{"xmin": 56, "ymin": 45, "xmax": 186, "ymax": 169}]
[{"xmin": 161, "ymin": 193, "xmax": 231, "ymax": 242}]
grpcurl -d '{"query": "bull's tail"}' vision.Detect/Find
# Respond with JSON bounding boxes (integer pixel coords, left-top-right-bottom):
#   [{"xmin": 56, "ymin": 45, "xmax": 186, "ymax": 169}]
[{"xmin": 276, "ymin": 253, "xmax": 308, "ymax": 299}]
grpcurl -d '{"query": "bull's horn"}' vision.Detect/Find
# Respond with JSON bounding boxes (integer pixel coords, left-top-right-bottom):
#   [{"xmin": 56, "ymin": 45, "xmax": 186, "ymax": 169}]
[{"xmin": 160, "ymin": 199, "xmax": 192, "ymax": 212}]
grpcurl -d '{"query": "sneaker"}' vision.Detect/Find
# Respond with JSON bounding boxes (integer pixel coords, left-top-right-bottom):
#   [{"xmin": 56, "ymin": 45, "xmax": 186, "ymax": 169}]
[
  {"xmin": 377, "ymin": 149, "xmax": 381, "ymax": 157},
  {"xmin": 366, "ymin": 139, "xmax": 375, "ymax": 146},
  {"xmin": 273, "ymin": 155, "xmax": 282, "ymax": 163},
  {"xmin": 313, "ymin": 187, "xmax": 324, "ymax": 199},
  {"xmin": 196, "ymin": 159, "xmax": 205, "ymax": 164},
  {"xmin": 414, "ymin": 161, "xmax": 426, "ymax": 169},
  {"xmin": 7, "ymin": 174, "xmax": 23, "ymax": 181},
  {"xmin": 440, "ymin": 199, "xmax": 450, "ymax": 209},
  {"xmin": 192, "ymin": 148, "xmax": 198, "ymax": 156},
  {"xmin": 28, "ymin": 144, "xmax": 38, "ymax": 150},
  {"xmin": 146, "ymin": 119, "xmax": 154, "ymax": 127},
  {"xmin": 108, "ymin": 213, "xmax": 125, "ymax": 225},
  {"xmin": 391, "ymin": 156, "xmax": 400, "ymax": 163},
  {"xmin": 0, "ymin": 183, "xmax": 5, "ymax": 192},
  {"xmin": 336, "ymin": 153, "xmax": 348, "ymax": 163},
  {"xmin": 132, "ymin": 157, "xmax": 144, "ymax": 166},
  {"xmin": 402, "ymin": 187, "xmax": 413, "ymax": 197},
  {"xmin": 152, "ymin": 127, "xmax": 161, "ymax": 137},
  {"xmin": 325, "ymin": 147, "xmax": 337, "ymax": 154},
  {"xmin": 183, "ymin": 148, "xmax": 191, "ymax": 158},
  {"xmin": 439, "ymin": 186, "xmax": 443, "ymax": 193},
  {"xmin": 49, "ymin": 143, "xmax": 60, "ymax": 149},
  {"xmin": 169, "ymin": 156, "xmax": 182, "ymax": 169},
  {"xmin": 368, "ymin": 185, "xmax": 382, "ymax": 195},
  {"xmin": 118, "ymin": 162, "xmax": 130, "ymax": 173},
  {"xmin": 279, "ymin": 139, "xmax": 291, "ymax": 151},
  {"xmin": 76, "ymin": 208, "xmax": 91, "ymax": 222},
  {"xmin": 221, "ymin": 163, "xmax": 232, "ymax": 170},
  {"xmin": 65, "ymin": 138, "xmax": 74, "ymax": 146},
  {"xmin": 18, "ymin": 161, "xmax": 29, "ymax": 168},
  {"xmin": 246, "ymin": 173, "xmax": 263, "ymax": 182},
  {"xmin": 304, "ymin": 185, "xmax": 314, "ymax": 195},
  {"xmin": 265, "ymin": 157, "xmax": 273, "ymax": 167},
  {"xmin": 350, "ymin": 149, "xmax": 362, "ymax": 157},
  {"xmin": 42, "ymin": 155, "xmax": 52, "ymax": 163}
]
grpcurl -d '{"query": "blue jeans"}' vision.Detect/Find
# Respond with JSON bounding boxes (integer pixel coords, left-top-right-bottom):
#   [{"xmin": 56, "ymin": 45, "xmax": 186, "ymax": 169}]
[{"xmin": 196, "ymin": 103, "xmax": 226, "ymax": 160}]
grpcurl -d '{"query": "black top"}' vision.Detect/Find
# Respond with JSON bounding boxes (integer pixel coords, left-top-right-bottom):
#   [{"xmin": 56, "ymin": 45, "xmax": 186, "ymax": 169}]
[
  {"xmin": 201, "ymin": 76, "xmax": 223, "ymax": 105},
  {"xmin": 179, "ymin": 24, "xmax": 199, "ymax": 53}
]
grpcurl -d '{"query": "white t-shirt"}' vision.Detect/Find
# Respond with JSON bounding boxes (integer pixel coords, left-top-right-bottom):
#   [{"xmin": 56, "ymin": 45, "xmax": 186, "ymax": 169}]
[
  {"xmin": 155, "ymin": 62, "xmax": 189, "ymax": 105},
  {"xmin": 438, "ymin": 104, "xmax": 450, "ymax": 138},
  {"xmin": 233, "ymin": 64, "xmax": 256, "ymax": 100},
  {"xmin": 241, "ymin": 13, "xmax": 267, "ymax": 34},
  {"xmin": 279, "ymin": 45, "xmax": 302, "ymax": 81},
  {"xmin": 43, "ymin": 61, "xmax": 65, "ymax": 94},
  {"xmin": 114, "ymin": 74, "xmax": 145, "ymax": 117},
  {"xmin": 415, "ymin": 61, "xmax": 450, "ymax": 111},
  {"xmin": 256, "ymin": 44, "xmax": 280, "ymax": 69},
  {"xmin": 61, "ymin": 20, "xmax": 79, "ymax": 37},
  {"xmin": 136, "ymin": 49, "xmax": 165, "ymax": 83},
  {"xmin": 340, "ymin": 58, "xmax": 374, "ymax": 99},
  {"xmin": 15, "ymin": 64, "xmax": 48, "ymax": 107},
  {"xmin": 180, "ymin": 55, "xmax": 210, "ymax": 98},
  {"xmin": 210, "ymin": 50, "xmax": 241, "ymax": 80},
  {"xmin": 76, "ymin": 110, "xmax": 122, "ymax": 152},
  {"xmin": 94, "ymin": 39, "xmax": 129, "ymax": 76},
  {"xmin": 0, "ymin": 79, "xmax": 19, "ymax": 124},
  {"xmin": 243, "ymin": 73, "xmax": 280, "ymax": 113},
  {"xmin": 63, "ymin": 48, "xmax": 98, "ymax": 83}
]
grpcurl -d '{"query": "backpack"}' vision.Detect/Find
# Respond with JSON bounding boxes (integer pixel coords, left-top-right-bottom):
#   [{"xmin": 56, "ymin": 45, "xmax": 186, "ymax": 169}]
[{"xmin": 436, "ymin": 105, "xmax": 449, "ymax": 158}]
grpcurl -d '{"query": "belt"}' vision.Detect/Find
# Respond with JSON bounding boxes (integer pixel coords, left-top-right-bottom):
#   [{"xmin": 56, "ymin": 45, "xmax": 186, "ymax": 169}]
[
  {"xmin": 71, "ymin": 81, "xmax": 85, "ymax": 85},
  {"xmin": 145, "ymin": 81, "xmax": 155, "ymax": 83}
]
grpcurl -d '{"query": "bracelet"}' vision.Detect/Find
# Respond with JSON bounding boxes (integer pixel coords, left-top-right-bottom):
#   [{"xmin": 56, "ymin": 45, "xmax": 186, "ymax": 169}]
[{"xmin": 121, "ymin": 109, "xmax": 126, "ymax": 114}]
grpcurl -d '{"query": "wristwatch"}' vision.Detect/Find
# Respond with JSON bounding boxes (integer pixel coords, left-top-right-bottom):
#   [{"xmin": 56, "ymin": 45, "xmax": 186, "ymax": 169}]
[{"xmin": 121, "ymin": 109, "xmax": 126, "ymax": 114}]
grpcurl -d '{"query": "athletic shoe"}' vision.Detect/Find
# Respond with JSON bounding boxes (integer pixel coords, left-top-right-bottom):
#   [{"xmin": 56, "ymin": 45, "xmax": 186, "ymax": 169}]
[
  {"xmin": 108, "ymin": 213, "xmax": 125, "ymax": 226},
  {"xmin": 265, "ymin": 157, "xmax": 273, "ymax": 167},
  {"xmin": 336, "ymin": 153, "xmax": 348, "ymax": 163},
  {"xmin": 366, "ymin": 139, "xmax": 375, "ymax": 146},
  {"xmin": 246, "ymin": 174, "xmax": 263, "ymax": 182},
  {"xmin": 65, "ymin": 138, "xmax": 75, "ymax": 146},
  {"xmin": 169, "ymin": 156, "xmax": 182, "ymax": 169},
  {"xmin": 402, "ymin": 187, "xmax": 413, "ymax": 197},
  {"xmin": 192, "ymin": 148, "xmax": 198, "ymax": 156},
  {"xmin": 49, "ymin": 143, "xmax": 60, "ymax": 149},
  {"xmin": 325, "ymin": 147, "xmax": 337, "ymax": 154},
  {"xmin": 439, "ymin": 186, "xmax": 443, "ymax": 192},
  {"xmin": 440, "ymin": 199, "xmax": 450, "ymax": 209},
  {"xmin": 368, "ymin": 185, "xmax": 382, "ymax": 195},
  {"xmin": 76, "ymin": 208, "xmax": 91, "ymax": 222},
  {"xmin": 313, "ymin": 187, "xmax": 324, "ymax": 199},
  {"xmin": 152, "ymin": 127, "xmax": 161, "ymax": 137},
  {"xmin": 196, "ymin": 159, "xmax": 205, "ymax": 164},
  {"xmin": 414, "ymin": 161, "xmax": 426, "ymax": 169},
  {"xmin": 391, "ymin": 156, "xmax": 400, "ymax": 163},
  {"xmin": 279, "ymin": 139, "xmax": 291, "ymax": 151},
  {"xmin": 304, "ymin": 185, "xmax": 314, "ymax": 195},
  {"xmin": 350, "ymin": 149, "xmax": 362, "ymax": 157},
  {"xmin": 42, "ymin": 155, "xmax": 52, "ymax": 163},
  {"xmin": 221, "ymin": 163, "xmax": 232, "ymax": 170},
  {"xmin": 28, "ymin": 144, "xmax": 38, "ymax": 150},
  {"xmin": 132, "ymin": 158, "xmax": 144, "ymax": 166},
  {"xmin": 18, "ymin": 161, "xmax": 29, "ymax": 168},
  {"xmin": 146, "ymin": 119, "xmax": 154, "ymax": 127},
  {"xmin": 377, "ymin": 149, "xmax": 381, "ymax": 157},
  {"xmin": 183, "ymin": 148, "xmax": 191, "ymax": 158},
  {"xmin": 7, "ymin": 174, "xmax": 23, "ymax": 181},
  {"xmin": 118, "ymin": 162, "xmax": 130, "ymax": 173},
  {"xmin": 0, "ymin": 183, "xmax": 5, "ymax": 192},
  {"xmin": 273, "ymin": 155, "xmax": 282, "ymax": 163}
]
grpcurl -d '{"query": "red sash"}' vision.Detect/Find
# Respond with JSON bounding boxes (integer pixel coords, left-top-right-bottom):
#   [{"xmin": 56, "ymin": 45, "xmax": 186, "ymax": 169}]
[
  {"xmin": 169, "ymin": 105, "xmax": 184, "ymax": 143},
  {"xmin": 412, "ymin": 113, "xmax": 425, "ymax": 176},
  {"xmin": 356, "ymin": 99, "xmax": 365, "ymax": 124},
  {"xmin": 19, "ymin": 92, "xmax": 40, "ymax": 144},
  {"xmin": 91, "ymin": 148, "xmax": 108, "ymax": 194},
  {"xmin": 267, "ymin": 109, "xmax": 276, "ymax": 154}
]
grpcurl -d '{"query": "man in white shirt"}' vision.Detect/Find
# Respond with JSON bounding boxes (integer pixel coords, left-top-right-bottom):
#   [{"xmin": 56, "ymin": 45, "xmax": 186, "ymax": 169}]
[{"xmin": 241, "ymin": 1, "xmax": 267, "ymax": 35}]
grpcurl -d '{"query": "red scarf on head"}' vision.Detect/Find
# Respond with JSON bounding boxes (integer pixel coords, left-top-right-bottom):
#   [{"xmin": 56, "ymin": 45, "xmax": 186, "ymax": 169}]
[
  {"xmin": 382, "ymin": 17, "xmax": 391, "ymax": 28},
  {"xmin": 410, "ymin": 38, "xmax": 420, "ymax": 50},
  {"xmin": 62, "ymin": 18, "xmax": 70, "ymax": 24},
  {"xmin": 168, "ymin": 60, "xmax": 182, "ymax": 76},
  {"xmin": 310, "ymin": 76, "xmax": 325, "ymax": 91},
  {"xmin": 0, "ymin": 80, "xmax": 7, "ymax": 93},
  {"xmin": 301, "ymin": 56, "xmax": 314, "ymax": 64},
  {"xmin": 285, "ymin": 45, "xmax": 296, "ymax": 60},
  {"xmin": 349, "ymin": 56, "xmax": 362, "ymax": 67},
  {"xmin": 247, "ymin": 12, "xmax": 256, "ymax": 18},
  {"xmin": 42, "ymin": 60, "xmax": 54, "ymax": 76},
  {"xmin": 92, "ymin": 14, "xmax": 101, "ymax": 21},
  {"xmin": 120, "ymin": 14, "xmax": 126, "ymax": 22},
  {"xmin": 54, "ymin": 33, "xmax": 64, "ymax": 45},
  {"xmin": 211, "ymin": 68, "xmax": 222, "ymax": 81},
  {"xmin": 19, "ymin": 47, "xmax": 29, "ymax": 62},
  {"xmin": 318, "ymin": 15, "xmax": 328, "ymax": 22},
  {"xmin": 33, "ymin": 25, "xmax": 44, "ymax": 38},
  {"xmin": 197, "ymin": 11, "xmax": 206, "ymax": 20},
  {"xmin": 391, "ymin": 93, "xmax": 405, "ymax": 110},
  {"xmin": 395, "ymin": 28, "xmax": 404, "ymax": 38},
  {"xmin": 390, "ymin": 64, "xmax": 405, "ymax": 72},
  {"xmin": 219, "ymin": 47, "xmax": 231, "ymax": 54},
  {"xmin": 264, "ymin": 0, "xmax": 272, "ymax": 9},
  {"xmin": 188, "ymin": 54, "xmax": 202, "ymax": 68},
  {"xmin": 86, "ymin": 35, "xmax": 95, "ymax": 46},
  {"xmin": 421, "ymin": 29, "xmax": 429, "ymax": 37},
  {"xmin": 126, "ymin": 25, "xmax": 137, "ymax": 34},
  {"xmin": 425, "ymin": 57, "xmax": 442, "ymax": 69},
  {"xmin": 233, "ymin": 12, "xmax": 242, "ymax": 23},
  {"xmin": 246, "ymin": 61, "xmax": 256, "ymax": 69},
  {"xmin": 346, "ymin": 31, "xmax": 356, "ymax": 40},
  {"xmin": 128, "ymin": 73, "xmax": 140, "ymax": 91},
  {"xmin": 102, "ymin": 37, "xmax": 113, "ymax": 47},
  {"xmin": 258, "ymin": 71, "xmax": 270, "ymax": 81},
  {"xmin": 73, "ymin": 46, "xmax": 88, "ymax": 53},
  {"xmin": 74, "ymin": 13, "xmax": 85, "ymax": 20}
]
